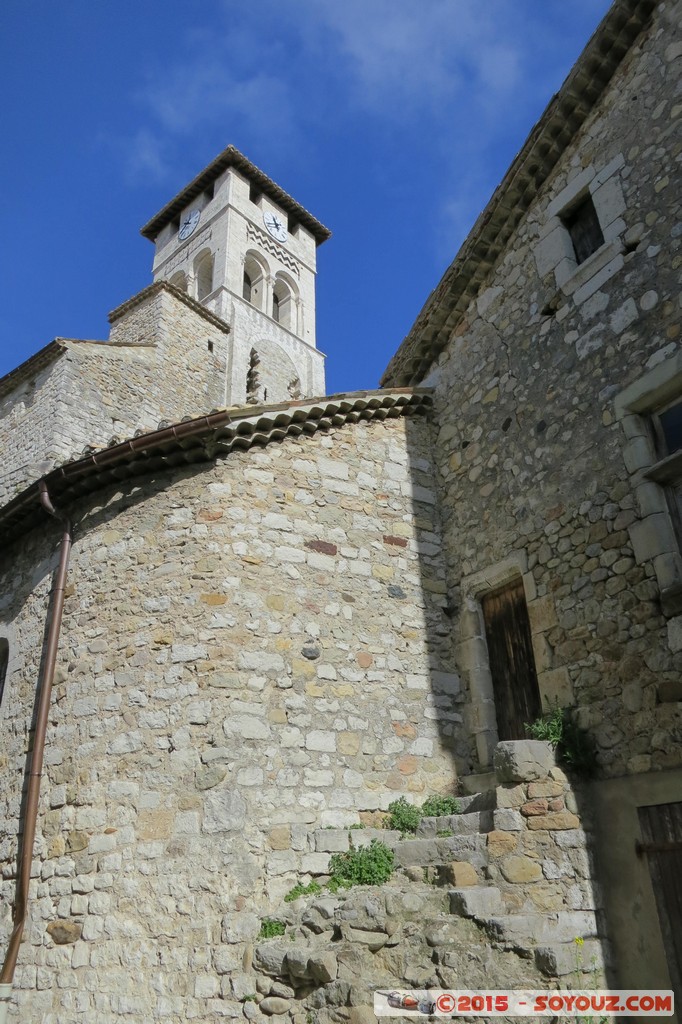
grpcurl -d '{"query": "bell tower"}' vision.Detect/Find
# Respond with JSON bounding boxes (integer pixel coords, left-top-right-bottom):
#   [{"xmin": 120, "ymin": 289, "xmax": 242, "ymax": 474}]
[{"xmin": 140, "ymin": 146, "xmax": 331, "ymax": 405}]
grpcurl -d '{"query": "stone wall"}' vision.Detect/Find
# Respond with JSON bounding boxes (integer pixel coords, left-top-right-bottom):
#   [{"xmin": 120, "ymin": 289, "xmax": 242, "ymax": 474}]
[
  {"xmin": 421, "ymin": 1, "xmax": 682, "ymax": 777},
  {"xmin": 0, "ymin": 413, "xmax": 469, "ymax": 1021},
  {"xmin": 0, "ymin": 347, "xmax": 71, "ymax": 505},
  {"xmin": 0, "ymin": 286, "xmax": 231, "ymax": 508}
]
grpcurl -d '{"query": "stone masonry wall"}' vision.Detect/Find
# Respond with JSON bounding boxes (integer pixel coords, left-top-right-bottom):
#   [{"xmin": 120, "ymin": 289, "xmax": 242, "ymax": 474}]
[
  {"xmin": 0, "ymin": 288, "xmax": 230, "ymax": 508},
  {"xmin": 424, "ymin": 2, "xmax": 682, "ymax": 777},
  {"xmin": 0, "ymin": 348, "xmax": 72, "ymax": 505},
  {"xmin": 0, "ymin": 414, "xmax": 467, "ymax": 1022}
]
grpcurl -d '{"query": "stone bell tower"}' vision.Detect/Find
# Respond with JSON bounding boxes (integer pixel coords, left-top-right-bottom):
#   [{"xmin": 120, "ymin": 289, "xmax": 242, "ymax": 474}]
[{"xmin": 140, "ymin": 145, "xmax": 331, "ymax": 405}]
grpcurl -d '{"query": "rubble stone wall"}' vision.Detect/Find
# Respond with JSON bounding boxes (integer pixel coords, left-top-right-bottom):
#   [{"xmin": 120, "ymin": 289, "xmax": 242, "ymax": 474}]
[
  {"xmin": 0, "ymin": 414, "xmax": 467, "ymax": 1022},
  {"xmin": 422, "ymin": 1, "xmax": 682, "ymax": 776},
  {"xmin": 0, "ymin": 288, "xmax": 231, "ymax": 507}
]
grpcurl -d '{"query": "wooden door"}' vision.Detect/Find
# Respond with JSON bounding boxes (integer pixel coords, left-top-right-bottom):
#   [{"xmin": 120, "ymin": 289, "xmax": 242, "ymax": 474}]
[
  {"xmin": 481, "ymin": 577, "xmax": 541, "ymax": 740},
  {"xmin": 637, "ymin": 801, "xmax": 682, "ymax": 1002}
]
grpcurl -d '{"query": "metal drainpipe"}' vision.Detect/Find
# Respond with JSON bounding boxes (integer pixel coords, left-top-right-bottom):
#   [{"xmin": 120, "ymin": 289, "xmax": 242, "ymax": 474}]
[{"xmin": 0, "ymin": 482, "xmax": 72, "ymax": 1022}]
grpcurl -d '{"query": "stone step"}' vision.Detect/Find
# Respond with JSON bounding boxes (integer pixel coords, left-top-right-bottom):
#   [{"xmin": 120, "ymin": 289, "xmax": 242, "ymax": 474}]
[
  {"xmin": 416, "ymin": 809, "xmax": 495, "ymax": 838},
  {"xmin": 484, "ymin": 909, "xmax": 599, "ymax": 948},
  {"xmin": 393, "ymin": 834, "xmax": 487, "ymax": 869}
]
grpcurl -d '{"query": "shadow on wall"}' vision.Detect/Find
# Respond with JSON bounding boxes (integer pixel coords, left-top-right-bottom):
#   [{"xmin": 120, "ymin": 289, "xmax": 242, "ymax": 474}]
[{"xmin": 402, "ymin": 416, "xmax": 614, "ymax": 996}]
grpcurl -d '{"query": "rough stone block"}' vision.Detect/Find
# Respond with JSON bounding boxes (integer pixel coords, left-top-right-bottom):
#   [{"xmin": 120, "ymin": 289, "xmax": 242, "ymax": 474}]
[
  {"xmin": 449, "ymin": 887, "xmax": 504, "ymax": 920},
  {"xmin": 286, "ymin": 949, "xmax": 313, "ymax": 980},
  {"xmin": 487, "ymin": 910, "xmax": 598, "ymax": 947},
  {"xmin": 309, "ymin": 952, "xmax": 338, "ymax": 983},
  {"xmin": 500, "ymin": 855, "xmax": 543, "ymax": 883},
  {"xmin": 221, "ymin": 912, "xmax": 260, "ymax": 944},
  {"xmin": 526, "ymin": 812, "xmax": 580, "ymax": 831},
  {"xmin": 494, "ymin": 741, "xmax": 555, "ymax": 782},
  {"xmin": 492, "ymin": 809, "xmax": 525, "ymax": 832},
  {"xmin": 253, "ymin": 943, "xmax": 291, "ymax": 976},
  {"xmin": 315, "ymin": 829, "xmax": 350, "ymax": 853},
  {"xmin": 446, "ymin": 861, "xmax": 478, "ymax": 886},
  {"xmin": 483, "ymin": 827, "xmax": 516, "ymax": 860},
  {"xmin": 46, "ymin": 920, "xmax": 82, "ymax": 945}
]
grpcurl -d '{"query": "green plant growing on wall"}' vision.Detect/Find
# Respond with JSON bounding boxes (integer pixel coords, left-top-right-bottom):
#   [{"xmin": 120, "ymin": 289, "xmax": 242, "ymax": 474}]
[
  {"xmin": 284, "ymin": 881, "xmax": 322, "ymax": 903},
  {"xmin": 385, "ymin": 797, "xmax": 421, "ymax": 834},
  {"xmin": 525, "ymin": 705, "xmax": 597, "ymax": 779},
  {"xmin": 328, "ymin": 839, "xmax": 394, "ymax": 891},
  {"xmin": 385, "ymin": 794, "xmax": 462, "ymax": 834},
  {"xmin": 259, "ymin": 918, "xmax": 286, "ymax": 939},
  {"xmin": 421, "ymin": 795, "xmax": 462, "ymax": 817},
  {"xmin": 571, "ymin": 937, "xmax": 608, "ymax": 1024}
]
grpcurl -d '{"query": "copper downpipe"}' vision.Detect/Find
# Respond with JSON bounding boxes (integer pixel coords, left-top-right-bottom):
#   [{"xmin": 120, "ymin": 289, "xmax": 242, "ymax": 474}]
[{"xmin": 0, "ymin": 482, "xmax": 72, "ymax": 987}]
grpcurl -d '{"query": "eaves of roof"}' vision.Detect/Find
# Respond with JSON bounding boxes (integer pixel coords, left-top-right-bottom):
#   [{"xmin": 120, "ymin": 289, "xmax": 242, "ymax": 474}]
[
  {"xmin": 381, "ymin": 0, "xmax": 656, "ymax": 388},
  {"xmin": 140, "ymin": 145, "xmax": 332, "ymax": 246},
  {"xmin": 0, "ymin": 389, "xmax": 432, "ymax": 548},
  {"xmin": 0, "ymin": 340, "xmax": 68, "ymax": 401},
  {"xmin": 108, "ymin": 281, "xmax": 231, "ymax": 334}
]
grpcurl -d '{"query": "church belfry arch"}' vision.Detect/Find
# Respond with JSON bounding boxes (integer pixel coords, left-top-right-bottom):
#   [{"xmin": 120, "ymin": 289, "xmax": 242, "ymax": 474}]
[{"xmin": 242, "ymin": 251, "xmax": 269, "ymax": 312}]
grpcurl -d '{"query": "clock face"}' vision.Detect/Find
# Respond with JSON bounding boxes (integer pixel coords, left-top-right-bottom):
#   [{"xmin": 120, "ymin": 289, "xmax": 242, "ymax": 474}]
[
  {"xmin": 178, "ymin": 209, "xmax": 200, "ymax": 240},
  {"xmin": 263, "ymin": 211, "xmax": 287, "ymax": 243}
]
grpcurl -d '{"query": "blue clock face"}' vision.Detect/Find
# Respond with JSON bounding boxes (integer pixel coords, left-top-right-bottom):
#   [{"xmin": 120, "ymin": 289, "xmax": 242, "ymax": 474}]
[{"xmin": 178, "ymin": 209, "xmax": 200, "ymax": 240}]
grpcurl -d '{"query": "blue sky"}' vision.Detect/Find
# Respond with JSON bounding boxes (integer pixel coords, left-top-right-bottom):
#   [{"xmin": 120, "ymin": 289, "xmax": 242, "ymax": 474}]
[{"xmin": 1, "ymin": 0, "xmax": 612, "ymax": 395}]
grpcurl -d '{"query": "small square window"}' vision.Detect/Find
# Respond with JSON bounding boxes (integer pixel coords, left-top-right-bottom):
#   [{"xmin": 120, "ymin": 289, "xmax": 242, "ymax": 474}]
[
  {"xmin": 249, "ymin": 185, "xmax": 262, "ymax": 206},
  {"xmin": 562, "ymin": 195, "xmax": 604, "ymax": 265}
]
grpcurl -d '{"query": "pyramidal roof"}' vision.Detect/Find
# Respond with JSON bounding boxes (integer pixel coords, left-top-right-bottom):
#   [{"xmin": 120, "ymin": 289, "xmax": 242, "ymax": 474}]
[{"xmin": 140, "ymin": 144, "xmax": 331, "ymax": 245}]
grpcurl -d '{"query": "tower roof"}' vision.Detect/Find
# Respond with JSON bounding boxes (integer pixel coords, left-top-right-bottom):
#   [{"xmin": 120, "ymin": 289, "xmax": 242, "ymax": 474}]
[{"xmin": 140, "ymin": 144, "xmax": 331, "ymax": 245}]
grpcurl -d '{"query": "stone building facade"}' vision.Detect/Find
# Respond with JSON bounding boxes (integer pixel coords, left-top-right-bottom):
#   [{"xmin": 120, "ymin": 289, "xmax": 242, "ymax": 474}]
[{"xmin": 0, "ymin": 0, "xmax": 681, "ymax": 1020}]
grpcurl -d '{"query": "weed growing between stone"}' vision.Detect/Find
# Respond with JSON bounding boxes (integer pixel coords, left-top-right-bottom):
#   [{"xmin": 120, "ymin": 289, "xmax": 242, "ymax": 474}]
[
  {"xmin": 571, "ymin": 937, "xmax": 608, "ymax": 1024},
  {"xmin": 259, "ymin": 919, "xmax": 286, "ymax": 939},
  {"xmin": 284, "ymin": 881, "xmax": 323, "ymax": 903},
  {"xmin": 384, "ymin": 797, "xmax": 421, "ymax": 833},
  {"xmin": 327, "ymin": 839, "xmax": 395, "ymax": 891},
  {"xmin": 384, "ymin": 795, "xmax": 462, "ymax": 834},
  {"xmin": 420, "ymin": 795, "xmax": 462, "ymax": 818},
  {"xmin": 525, "ymin": 706, "xmax": 598, "ymax": 779}
]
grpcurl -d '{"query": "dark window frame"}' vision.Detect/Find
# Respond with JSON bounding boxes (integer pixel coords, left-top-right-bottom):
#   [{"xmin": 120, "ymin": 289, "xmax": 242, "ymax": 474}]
[
  {"xmin": 0, "ymin": 638, "xmax": 8, "ymax": 705},
  {"xmin": 561, "ymin": 194, "xmax": 605, "ymax": 265}
]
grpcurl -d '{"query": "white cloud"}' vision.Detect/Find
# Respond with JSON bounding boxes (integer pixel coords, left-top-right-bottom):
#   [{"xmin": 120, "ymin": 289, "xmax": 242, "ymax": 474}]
[
  {"xmin": 288, "ymin": 0, "xmax": 523, "ymax": 115},
  {"xmin": 141, "ymin": 59, "xmax": 295, "ymax": 144},
  {"xmin": 125, "ymin": 129, "xmax": 170, "ymax": 184}
]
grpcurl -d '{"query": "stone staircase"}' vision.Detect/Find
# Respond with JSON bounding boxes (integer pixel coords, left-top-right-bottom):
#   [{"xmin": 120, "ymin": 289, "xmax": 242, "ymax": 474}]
[{"xmin": 238, "ymin": 741, "xmax": 607, "ymax": 1023}]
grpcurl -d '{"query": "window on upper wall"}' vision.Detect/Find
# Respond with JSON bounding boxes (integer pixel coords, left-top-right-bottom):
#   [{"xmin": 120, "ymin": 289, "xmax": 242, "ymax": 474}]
[
  {"xmin": 561, "ymin": 195, "xmax": 605, "ymax": 265},
  {"xmin": 615, "ymin": 354, "xmax": 682, "ymax": 618},
  {"xmin": 533, "ymin": 154, "xmax": 626, "ymax": 301},
  {"xmin": 650, "ymin": 397, "xmax": 682, "ymax": 544},
  {"xmin": 0, "ymin": 639, "xmax": 8, "ymax": 705}
]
